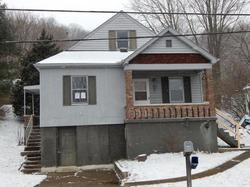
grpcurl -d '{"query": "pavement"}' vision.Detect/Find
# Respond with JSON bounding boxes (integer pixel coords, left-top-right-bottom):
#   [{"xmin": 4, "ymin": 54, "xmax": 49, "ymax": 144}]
[{"xmin": 37, "ymin": 169, "xmax": 119, "ymax": 187}]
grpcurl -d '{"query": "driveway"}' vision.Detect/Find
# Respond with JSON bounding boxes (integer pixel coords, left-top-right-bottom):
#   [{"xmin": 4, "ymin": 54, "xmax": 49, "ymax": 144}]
[{"xmin": 38, "ymin": 169, "xmax": 119, "ymax": 187}]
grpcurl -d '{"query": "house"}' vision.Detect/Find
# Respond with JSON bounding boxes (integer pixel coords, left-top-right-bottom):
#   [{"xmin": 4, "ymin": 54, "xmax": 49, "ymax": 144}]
[{"xmin": 34, "ymin": 12, "xmax": 219, "ymax": 168}]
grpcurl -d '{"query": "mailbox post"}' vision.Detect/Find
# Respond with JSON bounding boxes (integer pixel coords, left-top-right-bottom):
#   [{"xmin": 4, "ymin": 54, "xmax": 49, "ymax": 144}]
[{"xmin": 184, "ymin": 141, "xmax": 194, "ymax": 187}]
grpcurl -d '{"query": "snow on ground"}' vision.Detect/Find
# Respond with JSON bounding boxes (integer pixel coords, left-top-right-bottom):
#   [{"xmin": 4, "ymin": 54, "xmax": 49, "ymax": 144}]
[
  {"xmin": 119, "ymin": 151, "xmax": 243, "ymax": 183},
  {"xmin": 139, "ymin": 157, "xmax": 250, "ymax": 187},
  {"xmin": 0, "ymin": 105, "xmax": 46, "ymax": 187}
]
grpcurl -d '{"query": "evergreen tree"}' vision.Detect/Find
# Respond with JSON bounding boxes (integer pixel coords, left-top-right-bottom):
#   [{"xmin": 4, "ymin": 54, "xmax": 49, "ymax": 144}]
[
  {"xmin": 11, "ymin": 29, "xmax": 60, "ymax": 116},
  {"xmin": 0, "ymin": 1, "xmax": 16, "ymax": 97}
]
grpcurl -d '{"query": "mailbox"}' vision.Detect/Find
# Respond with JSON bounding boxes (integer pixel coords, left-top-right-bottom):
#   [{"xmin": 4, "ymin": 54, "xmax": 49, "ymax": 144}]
[
  {"xmin": 184, "ymin": 141, "xmax": 194, "ymax": 155},
  {"xmin": 191, "ymin": 156, "xmax": 199, "ymax": 169}
]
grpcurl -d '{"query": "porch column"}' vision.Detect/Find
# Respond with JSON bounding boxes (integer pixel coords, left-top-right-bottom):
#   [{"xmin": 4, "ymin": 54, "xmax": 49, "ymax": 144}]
[
  {"xmin": 24, "ymin": 90, "xmax": 26, "ymax": 116},
  {"xmin": 125, "ymin": 70, "xmax": 134, "ymax": 120},
  {"xmin": 205, "ymin": 70, "xmax": 216, "ymax": 116}
]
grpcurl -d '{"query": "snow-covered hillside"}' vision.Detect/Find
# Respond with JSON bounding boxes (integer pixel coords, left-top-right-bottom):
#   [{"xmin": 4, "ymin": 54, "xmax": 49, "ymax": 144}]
[{"xmin": 0, "ymin": 105, "xmax": 45, "ymax": 187}]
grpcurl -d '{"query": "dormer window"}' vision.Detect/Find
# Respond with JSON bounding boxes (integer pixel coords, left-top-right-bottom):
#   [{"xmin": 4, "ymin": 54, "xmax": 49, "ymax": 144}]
[
  {"xmin": 117, "ymin": 31, "xmax": 129, "ymax": 49},
  {"xmin": 166, "ymin": 40, "xmax": 172, "ymax": 47},
  {"xmin": 109, "ymin": 30, "xmax": 137, "ymax": 51}
]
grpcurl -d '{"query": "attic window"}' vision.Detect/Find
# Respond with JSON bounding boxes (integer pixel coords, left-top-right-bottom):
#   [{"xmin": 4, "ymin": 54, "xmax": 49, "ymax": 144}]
[
  {"xmin": 117, "ymin": 31, "xmax": 129, "ymax": 49},
  {"xmin": 166, "ymin": 40, "xmax": 172, "ymax": 47}
]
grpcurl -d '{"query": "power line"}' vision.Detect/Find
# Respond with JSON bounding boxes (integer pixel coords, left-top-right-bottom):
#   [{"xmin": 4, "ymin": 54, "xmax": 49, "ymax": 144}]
[
  {"xmin": 1, "ymin": 30, "xmax": 250, "ymax": 44},
  {"xmin": 1, "ymin": 8, "xmax": 250, "ymax": 16}
]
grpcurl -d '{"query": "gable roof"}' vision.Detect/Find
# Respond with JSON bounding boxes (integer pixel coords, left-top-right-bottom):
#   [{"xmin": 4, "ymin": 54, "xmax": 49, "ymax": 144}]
[
  {"xmin": 69, "ymin": 11, "xmax": 154, "ymax": 50},
  {"xmin": 122, "ymin": 28, "xmax": 219, "ymax": 65}
]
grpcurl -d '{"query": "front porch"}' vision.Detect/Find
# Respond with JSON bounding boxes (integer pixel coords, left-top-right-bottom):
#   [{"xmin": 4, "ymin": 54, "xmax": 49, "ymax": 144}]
[{"xmin": 125, "ymin": 70, "xmax": 215, "ymax": 121}]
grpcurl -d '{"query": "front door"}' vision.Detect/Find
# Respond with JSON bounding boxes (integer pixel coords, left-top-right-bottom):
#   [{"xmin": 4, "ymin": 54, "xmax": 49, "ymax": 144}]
[
  {"xmin": 133, "ymin": 79, "xmax": 150, "ymax": 105},
  {"xmin": 58, "ymin": 127, "xmax": 76, "ymax": 166}
]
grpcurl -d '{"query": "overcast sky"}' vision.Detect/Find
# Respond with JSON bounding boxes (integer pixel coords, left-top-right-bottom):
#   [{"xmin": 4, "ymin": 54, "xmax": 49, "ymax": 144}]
[{"xmin": 3, "ymin": 0, "xmax": 131, "ymax": 31}]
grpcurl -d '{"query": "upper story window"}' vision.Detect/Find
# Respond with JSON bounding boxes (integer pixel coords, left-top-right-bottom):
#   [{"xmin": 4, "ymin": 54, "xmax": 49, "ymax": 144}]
[
  {"xmin": 71, "ymin": 76, "xmax": 88, "ymax": 104},
  {"xmin": 117, "ymin": 31, "xmax": 129, "ymax": 49},
  {"xmin": 109, "ymin": 30, "xmax": 137, "ymax": 51},
  {"xmin": 166, "ymin": 40, "xmax": 172, "ymax": 47}
]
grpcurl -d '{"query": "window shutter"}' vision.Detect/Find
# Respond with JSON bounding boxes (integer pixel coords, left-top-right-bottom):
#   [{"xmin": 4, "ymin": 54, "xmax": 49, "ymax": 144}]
[
  {"xmin": 129, "ymin": 30, "xmax": 137, "ymax": 50},
  {"xmin": 88, "ymin": 76, "xmax": 97, "ymax": 105},
  {"xmin": 109, "ymin": 30, "xmax": 116, "ymax": 51},
  {"xmin": 161, "ymin": 77, "xmax": 170, "ymax": 103},
  {"xmin": 184, "ymin": 76, "xmax": 192, "ymax": 103},
  {"xmin": 63, "ymin": 76, "xmax": 71, "ymax": 106}
]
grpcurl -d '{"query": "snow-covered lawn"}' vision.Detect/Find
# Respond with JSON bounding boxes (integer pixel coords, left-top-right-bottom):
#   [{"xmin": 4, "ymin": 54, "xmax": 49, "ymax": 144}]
[
  {"xmin": 118, "ymin": 151, "xmax": 243, "ymax": 183},
  {"xmin": 139, "ymin": 157, "xmax": 250, "ymax": 187},
  {"xmin": 0, "ymin": 105, "xmax": 46, "ymax": 187}
]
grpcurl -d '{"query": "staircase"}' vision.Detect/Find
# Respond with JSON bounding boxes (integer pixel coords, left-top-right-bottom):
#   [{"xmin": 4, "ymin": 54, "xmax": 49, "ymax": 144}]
[
  {"xmin": 216, "ymin": 109, "xmax": 243, "ymax": 148},
  {"xmin": 21, "ymin": 116, "xmax": 41, "ymax": 174},
  {"xmin": 217, "ymin": 128, "xmax": 238, "ymax": 147}
]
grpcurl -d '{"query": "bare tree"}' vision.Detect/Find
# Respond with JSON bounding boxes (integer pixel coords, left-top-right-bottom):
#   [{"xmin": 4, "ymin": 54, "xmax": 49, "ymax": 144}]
[{"xmin": 130, "ymin": 0, "xmax": 184, "ymax": 33}]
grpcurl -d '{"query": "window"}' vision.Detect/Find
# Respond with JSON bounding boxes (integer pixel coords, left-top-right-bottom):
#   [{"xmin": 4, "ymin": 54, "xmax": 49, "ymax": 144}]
[
  {"xmin": 166, "ymin": 40, "xmax": 172, "ymax": 47},
  {"xmin": 169, "ymin": 78, "xmax": 184, "ymax": 103},
  {"xmin": 117, "ymin": 31, "xmax": 129, "ymax": 49},
  {"xmin": 71, "ymin": 76, "xmax": 88, "ymax": 104},
  {"xmin": 133, "ymin": 79, "xmax": 149, "ymax": 104}
]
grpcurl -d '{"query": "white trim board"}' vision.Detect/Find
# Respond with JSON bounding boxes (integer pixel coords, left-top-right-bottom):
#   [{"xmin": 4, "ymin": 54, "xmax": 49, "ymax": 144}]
[{"xmin": 124, "ymin": 64, "xmax": 212, "ymax": 70}]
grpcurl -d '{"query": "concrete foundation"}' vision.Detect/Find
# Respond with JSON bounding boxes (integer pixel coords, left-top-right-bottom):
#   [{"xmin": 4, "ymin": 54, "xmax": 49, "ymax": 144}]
[
  {"xmin": 41, "ymin": 124, "xmax": 126, "ymax": 167},
  {"xmin": 41, "ymin": 118, "xmax": 218, "ymax": 167},
  {"xmin": 125, "ymin": 118, "xmax": 218, "ymax": 159}
]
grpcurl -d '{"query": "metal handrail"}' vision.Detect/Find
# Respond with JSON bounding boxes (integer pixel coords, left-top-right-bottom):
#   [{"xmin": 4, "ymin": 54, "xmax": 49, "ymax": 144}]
[{"xmin": 24, "ymin": 115, "xmax": 33, "ymax": 145}]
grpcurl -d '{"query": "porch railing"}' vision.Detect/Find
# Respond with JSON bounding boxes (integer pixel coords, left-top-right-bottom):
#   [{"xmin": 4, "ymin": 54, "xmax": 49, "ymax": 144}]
[
  {"xmin": 126, "ymin": 103, "xmax": 213, "ymax": 120},
  {"xmin": 24, "ymin": 115, "xmax": 33, "ymax": 145}
]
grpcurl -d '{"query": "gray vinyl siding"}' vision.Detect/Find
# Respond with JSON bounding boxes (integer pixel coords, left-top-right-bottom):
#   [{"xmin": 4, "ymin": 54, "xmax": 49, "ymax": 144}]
[
  {"xmin": 191, "ymin": 73, "xmax": 203, "ymax": 103},
  {"xmin": 133, "ymin": 71, "xmax": 203, "ymax": 104},
  {"xmin": 142, "ymin": 34, "xmax": 198, "ymax": 54},
  {"xmin": 39, "ymin": 68, "xmax": 125, "ymax": 127},
  {"xmin": 70, "ymin": 14, "xmax": 153, "ymax": 51}
]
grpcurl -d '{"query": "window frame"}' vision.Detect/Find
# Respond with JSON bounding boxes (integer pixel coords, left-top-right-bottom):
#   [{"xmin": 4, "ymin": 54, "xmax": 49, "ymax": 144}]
[
  {"xmin": 133, "ymin": 78, "xmax": 150, "ymax": 105},
  {"xmin": 116, "ymin": 30, "xmax": 129, "ymax": 50},
  {"xmin": 166, "ymin": 40, "xmax": 172, "ymax": 48},
  {"xmin": 169, "ymin": 77, "xmax": 185, "ymax": 103},
  {"xmin": 71, "ymin": 75, "xmax": 88, "ymax": 105}
]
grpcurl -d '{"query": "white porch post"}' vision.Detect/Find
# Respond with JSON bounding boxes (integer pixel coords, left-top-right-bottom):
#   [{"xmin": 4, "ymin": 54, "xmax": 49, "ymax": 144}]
[
  {"xmin": 32, "ymin": 93, "xmax": 34, "ymax": 115},
  {"xmin": 24, "ymin": 90, "xmax": 26, "ymax": 116}
]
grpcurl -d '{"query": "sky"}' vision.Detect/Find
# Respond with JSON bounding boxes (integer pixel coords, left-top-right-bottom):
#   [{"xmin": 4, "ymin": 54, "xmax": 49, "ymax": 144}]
[{"xmin": 3, "ymin": 0, "xmax": 131, "ymax": 31}]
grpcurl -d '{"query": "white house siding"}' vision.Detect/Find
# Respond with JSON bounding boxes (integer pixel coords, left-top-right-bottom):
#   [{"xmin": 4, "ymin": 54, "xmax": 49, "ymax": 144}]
[
  {"xmin": 133, "ymin": 71, "xmax": 203, "ymax": 104},
  {"xmin": 70, "ymin": 13, "xmax": 153, "ymax": 51},
  {"xmin": 39, "ymin": 68, "xmax": 125, "ymax": 127},
  {"xmin": 142, "ymin": 34, "xmax": 198, "ymax": 54}
]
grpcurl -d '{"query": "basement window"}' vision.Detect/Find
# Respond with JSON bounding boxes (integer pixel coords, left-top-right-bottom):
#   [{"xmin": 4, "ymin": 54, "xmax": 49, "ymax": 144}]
[{"xmin": 166, "ymin": 40, "xmax": 172, "ymax": 47}]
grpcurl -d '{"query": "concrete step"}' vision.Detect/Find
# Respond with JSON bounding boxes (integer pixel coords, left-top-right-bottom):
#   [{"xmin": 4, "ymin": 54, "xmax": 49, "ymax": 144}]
[
  {"xmin": 27, "ymin": 142, "xmax": 40, "ymax": 147},
  {"xmin": 29, "ymin": 135, "xmax": 41, "ymax": 139},
  {"xmin": 26, "ymin": 156, "xmax": 41, "ymax": 161},
  {"xmin": 24, "ymin": 160, "xmax": 41, "ymax": 165},
  {"xmin": 23, "ymin": 164, "xmax": 41, "ymax": 169},
  {"xmin": 24, "ymin": 146, "xmax": 40, "ymax": 151},
  {"xmin": 21, "ymin": 150, "xmax": 41, "ymax": 157},
  {"xmin": 21, "ymin": 168, "xmax": 40, "ymax": 174}
]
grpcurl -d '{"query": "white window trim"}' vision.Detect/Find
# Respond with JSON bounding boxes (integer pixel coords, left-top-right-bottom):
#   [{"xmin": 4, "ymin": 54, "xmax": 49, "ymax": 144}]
[
  {"xmin": 116, "ymin": 30, "xmax": 130, "ymax": 50},
  {"xmin": 133, "ymin": 78, "xmax": 150, "ymax": 105},
  {"xmin": 169, "ymin": 77, "xmax": 185, "ymax": 103},
  {"xmin": 71, "ymin": 75, "xmax": 88, "ymax": 105}
]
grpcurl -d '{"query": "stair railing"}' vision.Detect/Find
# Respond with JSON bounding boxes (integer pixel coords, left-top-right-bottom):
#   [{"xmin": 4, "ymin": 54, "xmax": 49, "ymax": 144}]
[
  {"xmin": 24, "ymin": 115, "xmax": 33, "ymax": 145},
  {"xmin": 216, "ymin": 109, "xmax": 242, "ymax": 148}
]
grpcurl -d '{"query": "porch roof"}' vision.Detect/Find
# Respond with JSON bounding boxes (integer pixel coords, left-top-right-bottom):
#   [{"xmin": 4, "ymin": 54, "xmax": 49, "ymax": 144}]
[{"xmin": 24, "ymin": 85, "xmax": 40, "ymax": 94}]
